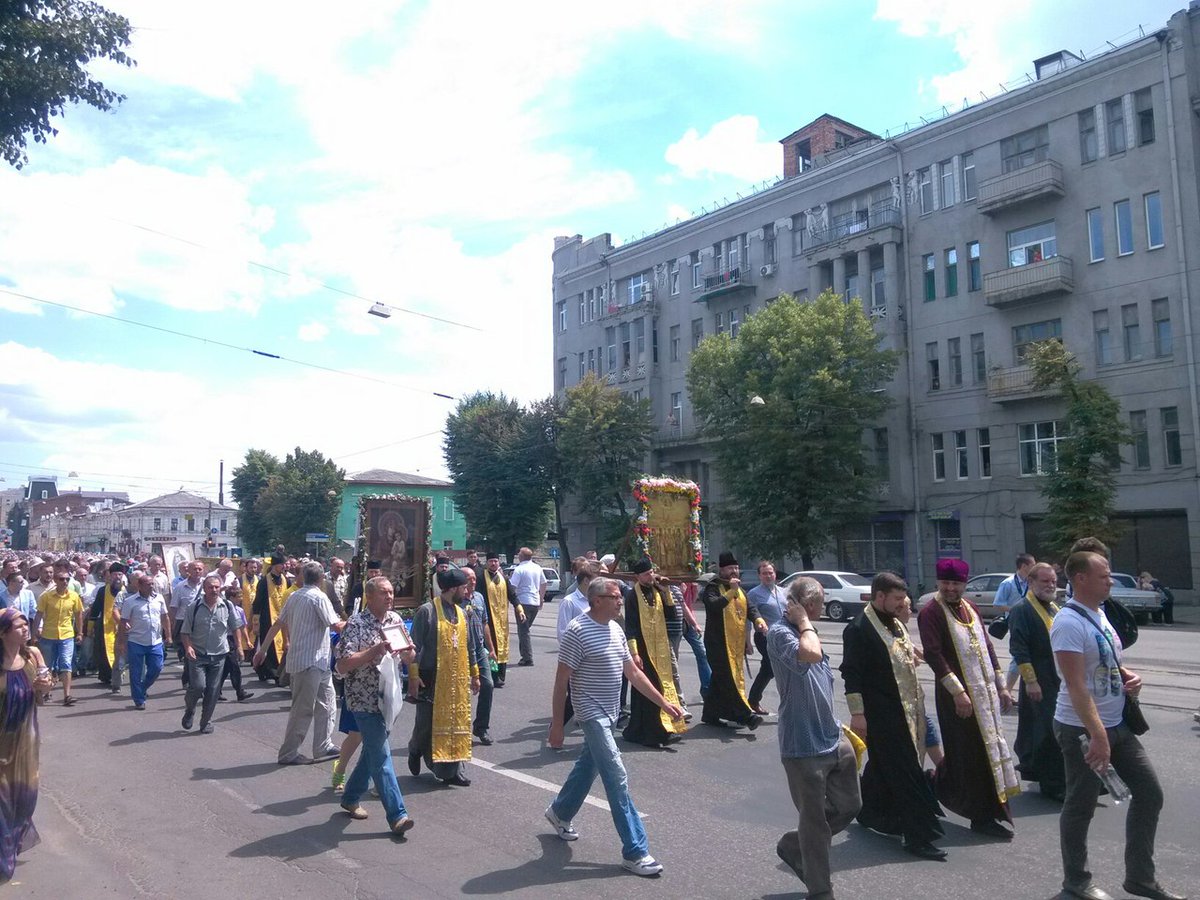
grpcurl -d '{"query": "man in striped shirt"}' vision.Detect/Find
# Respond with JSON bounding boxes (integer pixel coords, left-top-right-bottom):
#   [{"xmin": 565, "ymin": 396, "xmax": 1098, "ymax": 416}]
[
  {"xmin": 545, "ymin": 576, "xmax": 684, "ymax": 878},
  {"xmin": 255, "ymin": 561, "xmax": 345, "ymax": 765}
]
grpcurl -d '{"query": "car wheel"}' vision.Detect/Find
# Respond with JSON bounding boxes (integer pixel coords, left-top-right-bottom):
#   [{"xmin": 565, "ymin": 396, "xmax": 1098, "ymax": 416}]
[
  {"xmin": 1134, "ymin": 612, "xmax": 1149, "ymax": 626},
  {"xmin": 826, "ymin": 601, "xmax": 845, "ymax": 622}
]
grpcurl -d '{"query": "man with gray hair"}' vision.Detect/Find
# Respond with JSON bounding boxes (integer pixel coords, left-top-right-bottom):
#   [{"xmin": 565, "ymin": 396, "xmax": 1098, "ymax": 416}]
[
  {"xmin": 255, "ymin": 560, "xmax": 344, "ymax": 764},
  {"xmin": 767, "ymin": 576, "xmax": 861, "ymax": 898}
]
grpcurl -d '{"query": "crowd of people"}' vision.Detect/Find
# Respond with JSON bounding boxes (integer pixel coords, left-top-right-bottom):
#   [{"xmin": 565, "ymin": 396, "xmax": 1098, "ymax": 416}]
[{"xmin": 0, "ymin": 541, "xmax": 1190, "ymax": 898}]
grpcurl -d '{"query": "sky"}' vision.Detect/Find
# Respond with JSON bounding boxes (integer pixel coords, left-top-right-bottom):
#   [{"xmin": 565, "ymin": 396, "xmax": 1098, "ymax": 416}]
[{"xmin": 0, "ymin": 0, "xmax": 1182, "ymax": 505}]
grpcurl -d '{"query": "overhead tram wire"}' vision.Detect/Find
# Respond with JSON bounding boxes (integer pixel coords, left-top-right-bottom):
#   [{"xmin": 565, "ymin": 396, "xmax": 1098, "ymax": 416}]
[{"xmin": 0, "ymin": 287, "xmax": 457, "ymax": 402}]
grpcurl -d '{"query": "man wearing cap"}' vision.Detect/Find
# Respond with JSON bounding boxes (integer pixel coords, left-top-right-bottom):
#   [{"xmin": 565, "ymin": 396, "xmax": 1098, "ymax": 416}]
[
  {"xmin": 478, "ymin": 553, "xmax": 515, "ymax": 687},
  {"xmin": 697, "ymin": 552, "xmax": 762, "ymax": 730},
  {"xmin": 917, "ymin": 557, "xmax": 1019, "ymax": 840},
  {"xmin": 253, "ymin": 555, "xmax": 294, "ymax": 684},
  {"xmin": 89, "ymin": 562, "xmax": 127, "ymax": 692},
  {"xmin": 621, "ymin": 558, "xmax": 686, "ymax": 747},
  {"xmin": 27, "ymin": 559, "xmax": 52, "ymax": 602},
  {"xmin": 407, "ymin": 567, "xmax": 480, "ymax": 786}
]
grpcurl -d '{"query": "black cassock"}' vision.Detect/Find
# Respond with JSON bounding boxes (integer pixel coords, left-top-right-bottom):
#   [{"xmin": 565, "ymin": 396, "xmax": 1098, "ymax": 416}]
[
  {"xmin": 1008, "ymin": 597, "xmax": 1065, "ymax": 795},
  {"xmin": 252, "ymin": 575, "xmax": 285, "ymax": 681},
  {"xmin": 622, "ymin": 582, "xmax": 680, "ymax": 747}
]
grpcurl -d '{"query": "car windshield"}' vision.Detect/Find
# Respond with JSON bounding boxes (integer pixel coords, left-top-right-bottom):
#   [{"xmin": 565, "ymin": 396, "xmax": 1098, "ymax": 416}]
[
  {"xmin": 543, "ymin": 569, "xmax": 557, "ymax": 580},
  {"xmin": 839, "ymin": 573, "xmax": 871, "ymax": 586},
  {"xmin": 1110, "ymin": 574, "xmax": 1137, "ymax": 589}
]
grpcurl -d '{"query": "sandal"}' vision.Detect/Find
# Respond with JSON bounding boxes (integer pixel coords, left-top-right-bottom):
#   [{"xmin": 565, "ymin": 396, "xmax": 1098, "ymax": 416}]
[
  {"xmin": 63, "ymin": 696, "xmax": 76, "ymax": 706},
  {"xmin": 332, "ymin": 760, "xmax": 346, "ymax": 793}
]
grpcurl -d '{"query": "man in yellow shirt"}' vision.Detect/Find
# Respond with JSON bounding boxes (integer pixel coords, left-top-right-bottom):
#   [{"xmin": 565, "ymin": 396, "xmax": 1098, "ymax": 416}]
[{"xmin": 34, "ymin": 569, "xmax": 85, "ymax": 706}]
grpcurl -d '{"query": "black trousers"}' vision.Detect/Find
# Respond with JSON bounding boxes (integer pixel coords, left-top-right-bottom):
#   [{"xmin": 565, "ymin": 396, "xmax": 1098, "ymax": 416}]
[
  {"xmin": 748, "ymin": 630, "xmax": 774, "ymax": 707},
  {"xmin": 219, "ymin": 650, "xmax": 243, "ymax": 696}
]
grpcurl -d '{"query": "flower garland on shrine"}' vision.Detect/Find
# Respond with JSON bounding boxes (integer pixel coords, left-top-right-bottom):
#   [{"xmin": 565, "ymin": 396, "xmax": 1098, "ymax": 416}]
[
  {"xmin": 631, "ymin": 476, "xmax": 702, "ymax": 575},
  {"xmin": 356, "ymin": 492, "xmax": 433, "ymax": 611}
]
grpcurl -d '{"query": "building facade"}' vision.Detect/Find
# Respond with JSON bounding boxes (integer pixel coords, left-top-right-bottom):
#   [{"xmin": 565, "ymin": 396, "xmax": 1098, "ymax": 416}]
[
  {"xmin": 334, "ymin": 469, "xmax": 467, "ymax": 555},
  {"xmin": 552, "ymin": 8, "xmax": 1200, "ymax": 598}
]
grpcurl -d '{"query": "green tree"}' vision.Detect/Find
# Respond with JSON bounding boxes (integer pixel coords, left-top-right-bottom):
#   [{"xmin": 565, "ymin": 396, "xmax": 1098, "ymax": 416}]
[
  {"xmin": 1, "ymin": 1, "xmax": 135, "ymax": 168},
  {"xmin": 231, "ymin": 449, "xmax": 280, "ymax": 554},
  {"xmin": 1027, "ymin": 340, "xmax": 1128, "ymax": 558},
  {"xmin": 256, "ymin": 448, "xmax": 344, "ymax": 553},
  {"xmin": 526, "ymin": 394, "xmax": 573, "ymax": 564},
  {"xmin": 687, "ymin": 291, "xmax": 898, "ymax": 567},
  {"xmin": 558, "ymin": 373, "xmax": 653, "ymax": 556},
  {"xmin": 443, "ymin": 392, "xmax": 550, "ymax": 558}
]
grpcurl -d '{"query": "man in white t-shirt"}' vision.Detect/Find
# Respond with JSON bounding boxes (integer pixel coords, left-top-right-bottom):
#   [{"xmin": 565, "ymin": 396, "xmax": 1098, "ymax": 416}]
[
  {"xmin": 509, "ymin": 547, "xmax": 546, "ymax": 666},
  {"xmin": 1051, "ymin": 551, "xmax": 1183, "ymax": 900}
]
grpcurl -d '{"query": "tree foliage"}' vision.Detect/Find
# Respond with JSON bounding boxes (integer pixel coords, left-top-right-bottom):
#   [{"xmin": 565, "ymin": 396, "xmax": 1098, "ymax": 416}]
[
  {"xmin": 525, "ymin": 394, "xmax": 573, "ymax": 563},
  {"xmin": 1027, "ymin": 340, "xmax": 1128, "ymax": 558},
  {"xmin": 687, "ymin": 292, "xmax": 898, "ymax": 566},
  {"xmin": 256, "ymin": 448, "xmax": 345, "ymax": 553},
  {"xmin": 443, "ymin": 392, "xmax": 551, "ymax": 558},
  {"xmin": 1, "ymin": 1, "xmax": 135, "ymax": 168},
  {"xmin": 558, "ymin": 374, "xmax": 653, "ymax": 553},
  {"xmin": 231, "ymin": 449, "xmax": 280, "ymax": 554}
]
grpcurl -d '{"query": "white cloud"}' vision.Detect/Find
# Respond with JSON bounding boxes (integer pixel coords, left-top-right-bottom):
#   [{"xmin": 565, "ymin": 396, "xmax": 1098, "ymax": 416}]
[
  {"xmin": 297, "ymin": 322, "xmax": 328, "ymax": 342},
  {"xmin": 664, "ymin": 114, "xmax": 778, "ymax": 182},
  {"xmin": 667, "ymin": 203, "xmax": 692, "ymax": 223}
]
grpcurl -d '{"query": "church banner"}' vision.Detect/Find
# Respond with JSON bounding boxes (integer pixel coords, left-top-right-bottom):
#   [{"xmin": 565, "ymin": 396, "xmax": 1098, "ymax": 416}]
[{"xmin": 632, "ymin": 477, "xmax": 702, "ymax": 577}]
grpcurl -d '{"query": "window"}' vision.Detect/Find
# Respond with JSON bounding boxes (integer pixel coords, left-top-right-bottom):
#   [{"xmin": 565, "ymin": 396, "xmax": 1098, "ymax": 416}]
[
  {"xmin": 926, "ymin": 341, "xmax": 940, "ymax": 391},
  {"xmin": 871, "ymin": 265, "xmax": 885, "ymax": 308},
  {"xmin": 729, "ymin": 308, "xmax": 741, "ymax": 339},
  {"xmin": 715, "ymin": 311, "xmax": 725, "ymax": 335},
  {"xmin": 669, "ymin": 325, "xmax": 680, "ymax": 362},
  {"xmin": 220, "ymin": 518, "xmax": 227, "ymax": 533},
  {"xmin": 620, "ymin": 322, "xmax": 631, "ymax": 369},
  {"xmin": 923, "ymin": 253, "xmax": 936, "ymax": 301},
  {"xmin": 557, "ymin": 301, "xmax": 566, "ymax": 331},
  {"xmin": 1162, "ymin": 407, "xmax": 1182, "ymax": 467},
  {"xmin": 1001, "ymin": 124, "xmax": 1049, "ymax": 173},
  {"xmin": 978, "ymin": 427, "xmax": 992, "ymax": 478},
  {"xmin": 187, "ymin": 518, "xmax": 195, "ymax": 533},
  {"xmin": 153, "ymin": 517, "xmax": 162, "ymax": 531},
  {"xmin": 944, "ymin": 248, "xmax": 958, "ymax": 297},
  {"xmin": 1019, "ymin": 420, "xmax": 1066, "ymax": 475},
  {"xmin": 170, "ymin": 518, "xmax": 178, "ymax": 532},
  {"xmin": 578, "ymin": 352, "xmax": 586, "ymax": 379},
  {"xmin": 1086, "ymin": 208, "xmax": 1104, "ymax": 262},
  {"xmin": 947, "ymin": 337, "xmax": 963, "ymax": 387},
  {"xmin": 1079, "ymin": 109, "xmax": 1098, "ymax": 163},
  {"xmin": 691, "ymin": 252, "xmax": 702, "ymax": 289},
  {"xmin": 587, "ymin": 349, "xmax": 595, "ymax": 373},
  {"xmin": 667, "ymin": 261, "xmax": 679, "ymax": 297},
  {"xmin": 727, "ymin": 236, "xmax": 741, "ymax": 273},
  {"xmin": 556, "ymin": 357, "xmax": 566, "ymax": 389},
  {"xmin": 967, "ymin": 241, "xmax": 981, "ymax": 291},
  {"xmin": 1013, "ymin": 318, "xmax": 1062, "ymax": 363},
  {"xmin": 634, "ymin": 318, "xmax": 646, "ymax": 366},
  {"xmin": 764, "ymin": 223, "xmax": 777, "ymax": 265},
  {"xmin": 628, "ymin": 272, "xmax": 649, "ymax": 305},
  {"xmin": 1094, "ymin": 310, "xmax": 1112, "ymax": 366},
  {"xmin": 874, "ymin": 428, "xmax": 889, "ymax": 479},
  {"xmin": 1144, "ymin": 192, "xmax": 1164, "ymax": 249},
  {"xmin": 961, "ymin": 152, "xmax": 977, "ymax": 200},
  {"xmin": 1115, "ymin": 200, "xmax": 1133, "ymax": 255},
  {"xmin": 1152, "ymin": 298, "xmax": 1172, "ymax": 357},
  {"xmin": 954, "ymin": 430, "xmax": 968, "ymax": 479},
  {"xmin": 935, "ymin": 519, "xmax": 962, "ymax": 555},
  {"xmin": 970, "ymin": 333, "xmax": 986, "ymax": 384},
  {"xmin": 443, "ymin": 498, "xmax": 457, "ymax": 521},
  {"xmin": 918, "ymin": 168, "xmax": 933, "ymax": 214},
  {"xmin": 668, "ymin": 392, "xmax": 683, "ymax": 428},
  {"xmin": 578, "ymin": 294, "xmax": 586, "ymax": 325},
  {"xmin": 939, "ymin": 159, "xmax": 955, "ymax": 207},
  {"xmin": 1122, "ymin": 303, "xmax": 1141, "ymax": 362},
  {"xmin": 1135, "ymin": 88, "xmax": 1154, "ymax": 145},
  {"xmin": 691, "ymin": 318, "xmax": 704, "ymax": 349},
  {"xmin": 605, "ymin": 326, "xmax": 616, "ymax": 372},
  {"xmin": 932, "ymin": 433, "xmax": 946, "ymax": 481},
  {"xmin": 631, "ymin": 388, "xmax": 643, "ymax": 402},
  {"xmin": 1007, "ymin": 221, "xmax": 1056, "ymax": 267},
  {"xmin": 1106, "ymin": 98, "xmax": 1126, "ymax": 155},
  {"xmin": 1131, "ymin": 411, "xmax": 1150, "ymax": 470}
]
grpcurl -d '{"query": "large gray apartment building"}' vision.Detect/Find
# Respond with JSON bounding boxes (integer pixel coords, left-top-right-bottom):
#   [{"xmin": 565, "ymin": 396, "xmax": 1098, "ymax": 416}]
[{"xmin": 551, "ymin": 6, "xmax": 1200, "ymax": 598}]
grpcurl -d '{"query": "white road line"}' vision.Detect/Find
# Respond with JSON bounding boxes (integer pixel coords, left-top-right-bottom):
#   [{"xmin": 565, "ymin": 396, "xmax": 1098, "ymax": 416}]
[{"xmin": 468, "ymin": 756, "xmax": 651, "ymax": 817}]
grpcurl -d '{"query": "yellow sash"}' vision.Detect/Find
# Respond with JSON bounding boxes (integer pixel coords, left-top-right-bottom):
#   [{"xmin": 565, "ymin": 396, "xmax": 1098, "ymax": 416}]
[
  {"xmin": 267, "ymin": 577, "xmax": 293, "ymax": 659},
  {"xmin": 241, "ymin": 575, "xmax": 259, "ymax": 648},
  {"xmin": 721, "ymin": 585, "xmax": 748, "ymax": 700},
  {"xmin": 1025, "ymin": 589, "xmax": 1058, "ymax": 633},
  {"xmin": 864, "ymin": 603, "xmax": 926, "ymax": 758},
  {"xmin": 486, "ymin": 573, "xmax": 510, "ymax": 664},
  {"xmin": 635, "ymin": 584, "xmax": 685, "ymax": 735},
  {"xmin": 431, "ymin": 599, "xmax": 472, "ymax": 763},
  {"xmin": 102, "ymin": 586, "xmax": 119, "ymax": 667}
]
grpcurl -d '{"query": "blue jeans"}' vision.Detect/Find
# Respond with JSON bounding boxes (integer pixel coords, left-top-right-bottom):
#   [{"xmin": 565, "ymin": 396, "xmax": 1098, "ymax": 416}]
[
  {"xmin": 343, "ymin": 711, "xmax": 409, "ymax": 826},
  {"xmin": 551, "ymin": 717, "xmax": 648, "ymax": 861},
  {"xmin": 41, "ymin": 637, "xmax": 76, "ymax": 672},
  {"xmin": 127, "ymin": 641, "xmax": 164, "ymax": 705},
  {"xmin": 682, "ymin": 622, "xmax": 712, "ymax": 695}
]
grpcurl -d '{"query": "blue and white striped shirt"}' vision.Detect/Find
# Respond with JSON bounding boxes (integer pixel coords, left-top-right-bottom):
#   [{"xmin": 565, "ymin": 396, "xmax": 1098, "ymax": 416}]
[
  {"xmin": 558, "ymin": 613, "xmax": 630, "ymax": 723},
  {"xmin": 766, "ymin": 620, "xmax": 841, "ymax": 758}
]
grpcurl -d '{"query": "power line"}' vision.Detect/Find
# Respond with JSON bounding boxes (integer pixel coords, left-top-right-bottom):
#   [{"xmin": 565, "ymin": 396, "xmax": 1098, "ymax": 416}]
[
  {"xmin": 332, "ymin": 429, "xmax": 446, "ymax": 462},
  {"xmin": 0, "ymin": 287, "xmax": 457, "ymax": 401}
]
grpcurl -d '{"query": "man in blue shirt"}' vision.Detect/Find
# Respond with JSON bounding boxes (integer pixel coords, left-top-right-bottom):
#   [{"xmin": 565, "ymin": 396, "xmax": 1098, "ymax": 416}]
[
  {"xmin": 767, "ymin": 576, "xmax": 861, "ymax": 900},
  {"xmin": 747, "ymin": 560, "xmax": 787, "ymax": 716},
  {"xmin": 995, "ymin": 554, "xmax": 1036, "ymax": 693}
]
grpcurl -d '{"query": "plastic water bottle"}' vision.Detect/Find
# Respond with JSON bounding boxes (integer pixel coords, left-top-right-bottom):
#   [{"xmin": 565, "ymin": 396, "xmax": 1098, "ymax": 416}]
[{"xmin": 1078, "ymin": 734, "xmax": 1132, "ymax": 803}]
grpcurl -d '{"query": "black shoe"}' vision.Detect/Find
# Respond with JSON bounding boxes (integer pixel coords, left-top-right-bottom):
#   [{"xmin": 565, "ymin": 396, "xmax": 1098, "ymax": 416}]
[
  {"xmin": 1123, "ymin": 882, "xmax": 1188, "ymax": 900},
  {"xmin": 181, "ymin": 709, "xmax": 194, "ymax": 730},
  {"xmin": 442, "ymin": 774, "xmax": 471, "ymax": 787},
  {"xmin": 969, "ymin": 818, "xmax": 1014, "ymax": 840},
  {"xmin": 747, "ymin": 714, "xmax": 764, "ymax": 731},
  {"xmin": 902, "ymin": 839, "xmax": 947, "ymax": 861},
  {"xmin": 408, "ymin": 754, "xmax": 421, "ymax": 777},
  {"xmin": 517, "ymin": 659, "xmax": 533, "ymax": 667},
  {"xmin": 1063, "ymin": 885, "xmax": 1115, "ymax": 900},
  {"xmin": 236, "ymin": 691, "xmax": 255, "ymax": 701},
  {"xmin": 199, "ymin": 723, "xmax": 214, "ymax": 734},
  {"xmin": 1040, "ymin": 784, "xmax": 1066, "ymax": 802},
  {"xmin": 216, "ymin": 695, "xmax": 228, "ymax": 702},
  {"xmin": 474, "ymin": 731, "xmax": 493, "ymax": 746},
  {"xmin": 494, "ymin": 679, "xmax": 505, "ymax": 688},
  {"xmin": 775, "ymin": 836, "xmax": 803, "ymax": 880}
]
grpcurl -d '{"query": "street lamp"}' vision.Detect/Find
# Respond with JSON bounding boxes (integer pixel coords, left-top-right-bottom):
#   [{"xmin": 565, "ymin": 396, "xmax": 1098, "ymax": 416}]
[
  {"xmin": 367, "ymin": 303, "xmax": 392, "ymax": 319},
  {"xmin": 749, "ymin": 395, "xmax": 766, "ymax": 407}
]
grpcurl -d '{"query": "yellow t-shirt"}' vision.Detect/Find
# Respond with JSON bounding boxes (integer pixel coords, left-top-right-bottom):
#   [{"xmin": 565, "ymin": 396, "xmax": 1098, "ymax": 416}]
[{"xmin": 37, "ymin": 589, "xmax": 84, "ymax": 640}]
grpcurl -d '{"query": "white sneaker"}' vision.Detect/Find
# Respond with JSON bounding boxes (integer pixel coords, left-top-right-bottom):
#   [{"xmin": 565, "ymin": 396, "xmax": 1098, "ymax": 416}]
[
  {"xmin": 545, "ymin": 806, "xmax": 579, "ymax": 841},
  {"xmin": 622, "ymin": 855, "xmax": 663, "ymax": 877}
]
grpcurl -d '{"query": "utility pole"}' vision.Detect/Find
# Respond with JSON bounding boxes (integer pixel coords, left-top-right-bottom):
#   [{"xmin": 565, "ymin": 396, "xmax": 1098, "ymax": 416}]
[{"xmin": 218, "ymin": 459, "xmax": 224, "ymax": 506}]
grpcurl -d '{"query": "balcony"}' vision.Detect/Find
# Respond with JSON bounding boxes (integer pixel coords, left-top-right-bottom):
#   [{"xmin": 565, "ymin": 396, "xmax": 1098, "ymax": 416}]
[
  {"xmin": 804, "ymin": 202, "xmax": 903, "ymax": 262},
  {"xmin": 696, "ymin": 266, "xmax": 754, "ymax": 302},
  {"xmin": 976, "ymin": 159, "xmax": 1065, "ymax": 215},
  {"xmin": 602, "ymin": 290, "xmax": 657, "ymax": 322},
  {"xmin": 983, "ymin": 255, "xmax": 1073, "ymax": 308},
  {"xmin": 986, "ymin": 364, "xmax": 1061, "ymax": 403}
]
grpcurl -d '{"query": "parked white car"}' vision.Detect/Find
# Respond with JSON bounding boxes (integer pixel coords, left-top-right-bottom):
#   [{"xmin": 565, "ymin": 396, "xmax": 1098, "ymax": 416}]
[{"xmin": 778, "ymin": 570, "xmax": 872, "ymax": 622}]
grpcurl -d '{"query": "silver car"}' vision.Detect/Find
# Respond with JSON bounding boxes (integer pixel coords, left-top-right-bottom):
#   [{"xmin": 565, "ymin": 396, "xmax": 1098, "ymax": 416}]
[
  {"xmin": 917, "ymin": 572, "xmax": 1009, "ymax": 620},
  {"xmin": 1109, "ymin": 572, "xmax": 1161, "ymax": 623}
]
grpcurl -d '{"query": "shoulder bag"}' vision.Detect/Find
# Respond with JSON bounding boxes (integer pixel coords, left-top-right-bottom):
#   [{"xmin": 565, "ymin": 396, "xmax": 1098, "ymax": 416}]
[{"xmin": 1063, "ymin": 605, "xmax": 1148, "ymax": 735}]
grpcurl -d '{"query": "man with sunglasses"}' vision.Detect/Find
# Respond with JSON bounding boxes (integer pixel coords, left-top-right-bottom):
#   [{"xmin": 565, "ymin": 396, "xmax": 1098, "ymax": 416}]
[{"xmin": 33, "ymin": 567, "xmax": 85, "ymax": 705}]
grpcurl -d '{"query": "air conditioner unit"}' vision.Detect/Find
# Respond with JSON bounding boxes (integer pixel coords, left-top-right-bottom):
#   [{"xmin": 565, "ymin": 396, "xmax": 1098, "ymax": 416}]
[
  {"xmin": 639, "ymin": 283, "xmax": 653, "ymax": 299},
  {"xmin": 759, "ymin": 264, "xmax": 776, "ymax": 277}
]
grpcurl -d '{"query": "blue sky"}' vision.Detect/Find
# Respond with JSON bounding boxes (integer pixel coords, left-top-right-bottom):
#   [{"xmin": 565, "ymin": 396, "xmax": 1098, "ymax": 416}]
[{"xmin": 0, "ymin": 0, "xmax": 1181, "ymax": 503}]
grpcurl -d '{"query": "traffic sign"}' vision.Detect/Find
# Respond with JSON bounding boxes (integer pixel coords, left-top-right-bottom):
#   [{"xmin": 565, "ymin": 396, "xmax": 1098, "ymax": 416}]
[{"xmin": 305, "ymin": 533, "xmax": 330, "ymax": 543}]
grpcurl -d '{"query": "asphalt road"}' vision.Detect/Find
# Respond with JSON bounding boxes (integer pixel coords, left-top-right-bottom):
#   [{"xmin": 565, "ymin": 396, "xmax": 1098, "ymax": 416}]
[{"xmin": 11, "ymin": 610, "xmax": 1200, "ymax": 899}]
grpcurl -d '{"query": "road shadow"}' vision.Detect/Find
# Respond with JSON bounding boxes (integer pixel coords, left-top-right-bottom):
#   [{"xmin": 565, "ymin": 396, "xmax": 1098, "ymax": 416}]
[
  {"xmin": 109, "ymin": 729, "xmax": 189, "ymax": 746},
  {"xmin": 459, "ymin": 834, "xmax": 623, "ymax": 894},
  {"xmin": 228, "ymin": 812, "xmax": 411, "ymax": 861},
  {"xmin": 192, "ymin": 761, "xmax": 283, "ymax": 781},
  {"xmin": 675, "ymin": 724, "xmax": 760, "ymax": 745}
]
